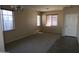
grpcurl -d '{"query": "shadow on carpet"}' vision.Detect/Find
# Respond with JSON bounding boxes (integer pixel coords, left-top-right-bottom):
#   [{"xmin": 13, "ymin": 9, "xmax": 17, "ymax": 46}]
[{"xmin": 47, "ymin": 36, "xmax": 79, "ymax": 53}]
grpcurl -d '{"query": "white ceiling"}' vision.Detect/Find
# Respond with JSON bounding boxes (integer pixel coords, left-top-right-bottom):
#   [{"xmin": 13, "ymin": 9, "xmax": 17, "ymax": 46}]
[{"xmin": 23, "ymin": 5, "xmax": 70, "ymax": 11}]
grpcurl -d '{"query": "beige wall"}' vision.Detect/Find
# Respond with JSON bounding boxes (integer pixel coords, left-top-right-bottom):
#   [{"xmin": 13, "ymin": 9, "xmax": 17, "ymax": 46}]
[
  {"xmin": 41, "ymin": 10, "xmax": 64, "ymax": 34},
  {"xmin": 4, "ymin": 9, "xmax": 38, "ymax": 43},
  {"xmin": 64, "ymin": 6, "xmax": 79, "ymax": 14}
]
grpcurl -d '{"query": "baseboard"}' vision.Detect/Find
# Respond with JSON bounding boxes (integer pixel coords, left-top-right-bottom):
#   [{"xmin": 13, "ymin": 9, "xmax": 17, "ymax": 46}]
[{"xmin": 5, "ymin": 31, "xmax": 38, "ymax": 44}]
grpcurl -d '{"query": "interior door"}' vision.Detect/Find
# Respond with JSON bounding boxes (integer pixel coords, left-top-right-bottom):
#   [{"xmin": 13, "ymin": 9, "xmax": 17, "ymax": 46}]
[{"xmin": 63, "ymin": 14, "xmax": 78, "ymax": 37}]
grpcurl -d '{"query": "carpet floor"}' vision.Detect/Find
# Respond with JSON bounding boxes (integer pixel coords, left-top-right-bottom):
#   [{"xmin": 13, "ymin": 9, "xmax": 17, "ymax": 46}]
[
  {"xmin": 5, "ymin": 33, "xmax": 60, "ymax": 53},
  {"xmin": 47, "ymin": 36, "xmax": 79, "ymax": 53}
]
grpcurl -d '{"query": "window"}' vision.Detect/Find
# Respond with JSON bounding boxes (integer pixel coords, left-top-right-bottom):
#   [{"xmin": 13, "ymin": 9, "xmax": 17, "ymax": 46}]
[
  {"xmin": 2, "ymin": 10, "xmax": 14, "ymax": 31},
  {"xmin": 37, "ymin": 15, "xmax": 40, "ymax": 26},
  {"xmin": 46, "ymin": 15, "xmax": 58, "ymax": 26}
]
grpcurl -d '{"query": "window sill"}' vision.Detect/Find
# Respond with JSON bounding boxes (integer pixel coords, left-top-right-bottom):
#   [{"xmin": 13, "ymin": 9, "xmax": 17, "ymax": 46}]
[{"xmin": 3, "ymin": 29, "xmax": 15, "ymax": 32}]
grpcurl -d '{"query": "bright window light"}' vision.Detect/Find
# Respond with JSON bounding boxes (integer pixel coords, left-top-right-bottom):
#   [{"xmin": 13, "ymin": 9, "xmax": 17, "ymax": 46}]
[
  {"xmin": 51, "ymin": 15, "xmax": 58, "ymax": 26},
  {"xmin": 46, "ymin": 16, "xmax": 51, "ymax": 26},
  {"xmin": 37, "ymin": 15, "xmax": 40, "ymax": 26},
  {"xmin": 46, "ymin": 15, "xmax": 58, "ymax": 26},
  {"xmin": 2, "ymin": 10, "xmax": 14, "ymax": 31}
]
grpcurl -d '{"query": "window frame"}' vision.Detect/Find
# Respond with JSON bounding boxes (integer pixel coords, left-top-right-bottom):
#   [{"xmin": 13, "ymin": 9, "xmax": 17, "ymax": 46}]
[
  {"xmin": 1, "ymin": 9, "xmax": 15, "ymax": 32},
  {"xmin": 46, "ymin": 14, "xmax": 58, "ymax": 27}
]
